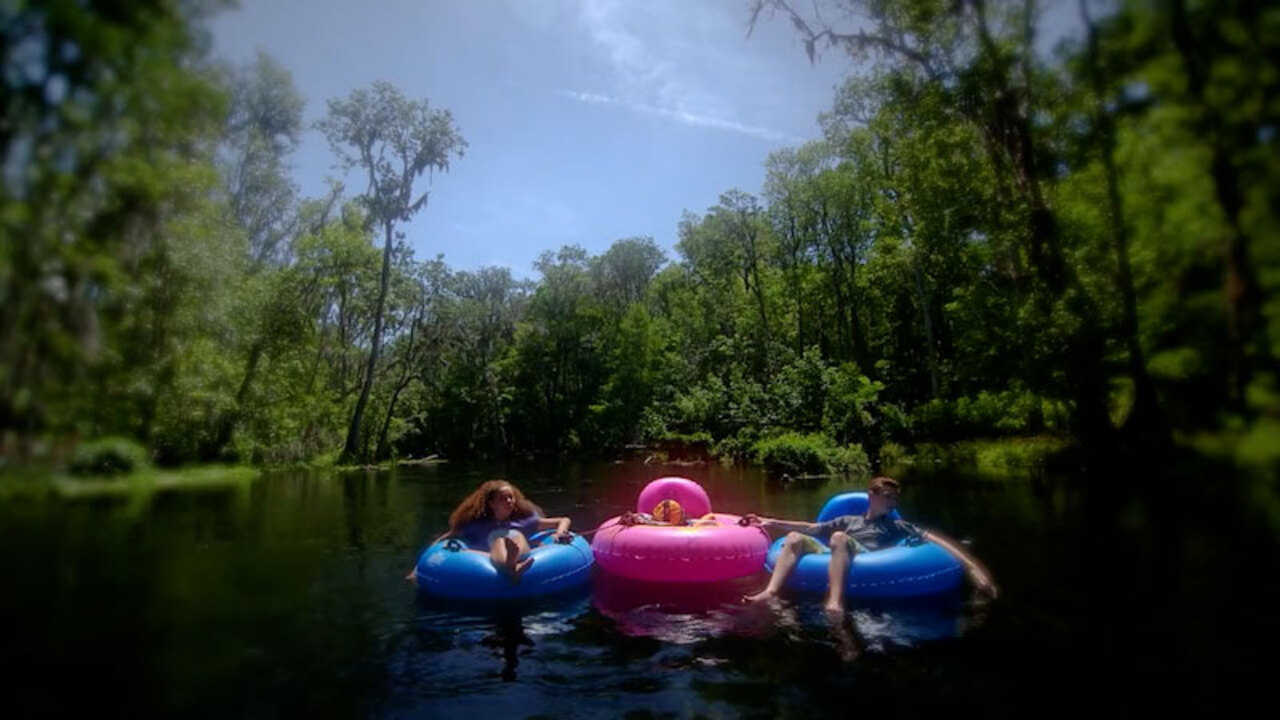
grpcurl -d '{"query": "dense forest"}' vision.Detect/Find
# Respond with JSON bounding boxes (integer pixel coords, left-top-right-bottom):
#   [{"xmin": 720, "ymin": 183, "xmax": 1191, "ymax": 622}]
[{"xmin": 2, "ymin": 0, "xmax": 1276, "ymax": 476}]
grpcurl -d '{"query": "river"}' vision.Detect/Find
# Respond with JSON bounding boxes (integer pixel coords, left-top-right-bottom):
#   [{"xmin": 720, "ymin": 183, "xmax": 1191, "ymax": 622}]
[{"xmin": 2, "ymin": 457, "xmax": 1273, "ymax": 716}]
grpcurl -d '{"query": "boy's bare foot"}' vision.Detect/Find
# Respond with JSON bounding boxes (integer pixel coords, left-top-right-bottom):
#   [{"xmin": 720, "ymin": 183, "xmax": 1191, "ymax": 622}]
[
  {"xmin": 836, "ymin": 638, "xmax": 860, "ymax": 663},
  {"xmin": 742, "ymin": 588, "xmax": 777, "ymax": 604},
  {"xmin": 826, "ymin": 607, "xmax": 860, "ymax": 662},
  {"xmin": 823, "ymin": 600, "xmax": 844, "ymax": 614}
]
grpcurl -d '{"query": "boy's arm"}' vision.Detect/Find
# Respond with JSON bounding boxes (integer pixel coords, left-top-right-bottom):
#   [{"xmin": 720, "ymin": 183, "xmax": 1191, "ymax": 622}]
[
  {"xmin": 923, "ymin": 529, "xmax": 998, "ymax": 599},
  {"xmin": 743, "ymin": 514, "xmax": 820, "ymax": 534}
]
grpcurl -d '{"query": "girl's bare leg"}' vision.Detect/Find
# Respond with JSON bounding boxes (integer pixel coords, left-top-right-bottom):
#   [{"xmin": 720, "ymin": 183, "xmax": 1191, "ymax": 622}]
[{"xmin": 490, "ymin": 533, "xmax": 535, "ymax": 583}]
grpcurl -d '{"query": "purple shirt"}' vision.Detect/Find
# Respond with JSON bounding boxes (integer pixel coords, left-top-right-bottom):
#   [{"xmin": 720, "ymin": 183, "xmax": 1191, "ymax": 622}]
[{"xmin": 458, "ymin": 514, "xmax": 541, "ymax": 549}]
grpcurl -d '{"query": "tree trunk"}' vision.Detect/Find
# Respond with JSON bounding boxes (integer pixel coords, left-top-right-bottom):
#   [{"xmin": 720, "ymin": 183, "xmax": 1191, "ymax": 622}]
[
  {"xmin": 1080, "ymin": 0, "xmax": 1166, "ymax": 446},
  {"xmin": 374, "ymin": 379, "xmax": 407, "ymax": 462},
  {"xmin": 342, "ymin": 219, "xmax": 393, "ymax": 463},
  {"xmin": 486, "ymin": 366, "xmax": 508, "ymax": 453},
  {"xmin": 209, "ymin": 339, "xmax": 264, "ymax": 459},
  {"xmin": 743, "ymin": 225, "xmax": 771, "ymax": 374},
  {"xmin": 912, "ymin": 247, "xmax": 941, "ymax": 399},
  {"xmin": 974, "ymin": 1, "xmax": 1113, "ymax": 449},
  {"xmin": 1168, "ymin": 0, "xmax": 1269, "ymax": 413},
  {"xmin": 374, "ymin": 314, "xmax": 421, "ymax": 461}
]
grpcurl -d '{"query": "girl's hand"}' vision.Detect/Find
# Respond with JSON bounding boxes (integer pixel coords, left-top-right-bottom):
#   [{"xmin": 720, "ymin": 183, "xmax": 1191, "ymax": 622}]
[{"xmin": 554, "ymin": 531, "xmax": 572, "ymax": 544}]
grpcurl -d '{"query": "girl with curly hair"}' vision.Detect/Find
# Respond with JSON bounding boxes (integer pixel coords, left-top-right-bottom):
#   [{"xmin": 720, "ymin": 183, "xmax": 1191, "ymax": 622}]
[{"xmin": 407, "ymin": 480, "xmax": 573, "ymax": 584}]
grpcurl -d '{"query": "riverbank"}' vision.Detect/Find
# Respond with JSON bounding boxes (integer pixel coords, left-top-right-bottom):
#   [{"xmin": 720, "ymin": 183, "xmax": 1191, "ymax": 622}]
[
  {"xmin": 0, "ymin": 465, "xmax": 260, "ymax": 501},
  {"xmin": 3, "ymin": 425, "xmax": 1272, "ymax": 501}
]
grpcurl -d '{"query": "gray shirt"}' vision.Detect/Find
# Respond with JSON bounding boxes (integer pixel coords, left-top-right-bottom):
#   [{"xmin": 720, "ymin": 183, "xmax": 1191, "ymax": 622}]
[{"xmin": 812, "ymin": 513, "xmax": 924, "ymax": 551}]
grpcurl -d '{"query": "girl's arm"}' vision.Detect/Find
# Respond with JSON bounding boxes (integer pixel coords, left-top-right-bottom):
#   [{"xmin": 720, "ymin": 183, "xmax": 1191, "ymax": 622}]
[
  {"xmin": 407, "ymin": 529, "xmax": 458, "ymax": 582},
  {"xmin": 537, "ymin": 515, "xmax": 572, "ymax": 540}
]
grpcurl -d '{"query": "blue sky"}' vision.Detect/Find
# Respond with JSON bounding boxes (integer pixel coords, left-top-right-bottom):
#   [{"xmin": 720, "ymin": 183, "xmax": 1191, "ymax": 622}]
[
  {"xmin": 210, "ymin": 1, "xmax": 1082, "ymax": 279},
  {"xmin": 209, "ymin": 0, "xmax": 850, "ymax": 278}
]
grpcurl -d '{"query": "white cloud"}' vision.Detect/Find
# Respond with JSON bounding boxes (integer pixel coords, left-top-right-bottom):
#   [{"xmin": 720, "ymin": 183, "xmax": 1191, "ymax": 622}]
[
  {"xmin": 558, "ymin": 89, "xmax": 802, "ymax": 143},
  {"xmin": 567, "ymin": 0, "xmax": 803, "ymax": 143},
  {"xmin": 562, "ymin": 90, "xmax": 614, "ymax": 105}
]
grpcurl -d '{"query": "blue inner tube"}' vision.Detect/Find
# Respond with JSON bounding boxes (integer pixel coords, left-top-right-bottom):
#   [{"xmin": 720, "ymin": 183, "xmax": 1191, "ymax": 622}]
[
  {"xmin": 414, "ymin": 531, "xmax": 595, "ymax": 600},
  {"xmin": 763, "ymin": 492, "xmax": 964, "ymax": 599}
]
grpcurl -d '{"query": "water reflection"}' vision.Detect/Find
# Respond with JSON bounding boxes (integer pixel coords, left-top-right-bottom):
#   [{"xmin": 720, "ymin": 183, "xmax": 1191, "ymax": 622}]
[
  {"xmin": 412, "ymin": 588, "xmax": 591, "ymax": 683},
  {"xmin": 843, "ymin": 593, "xmax": 972, "ymax": 652},
  {"xmin": 591, "ymin": 569, "xmax": 971, "ymax": 661},
  {"xmin": 481, "ymin": 609, "xmax": 535, "ymax": 681},
  {"xmin": 590, "ymin": 572, "xmax": 769, "ymax": 643}
]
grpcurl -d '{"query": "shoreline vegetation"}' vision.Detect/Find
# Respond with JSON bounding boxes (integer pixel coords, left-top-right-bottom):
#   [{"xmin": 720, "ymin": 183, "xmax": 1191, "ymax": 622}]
[
  {"xmin": 0, "ymin": 465, "xmax": 259, "ymax": 502},
  {"xmin": 5, "ymin": 430, "xmax": 1270, "ymax": 500}
]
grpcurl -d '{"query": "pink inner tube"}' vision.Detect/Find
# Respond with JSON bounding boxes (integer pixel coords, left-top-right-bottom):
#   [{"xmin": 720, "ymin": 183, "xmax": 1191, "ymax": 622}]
[
  {"xmin": 636, "ymin": 476, "xmax": 712, "ymax": 517},
  {"xmin": 591, "ymin": 513, "xmax": 771, "ymax": 582}
]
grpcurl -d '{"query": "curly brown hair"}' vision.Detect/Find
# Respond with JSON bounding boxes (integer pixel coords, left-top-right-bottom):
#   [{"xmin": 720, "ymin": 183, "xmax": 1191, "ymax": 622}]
[{"xmin": 447, "ymin": 480, "xmax": 543, "ymax": 535}]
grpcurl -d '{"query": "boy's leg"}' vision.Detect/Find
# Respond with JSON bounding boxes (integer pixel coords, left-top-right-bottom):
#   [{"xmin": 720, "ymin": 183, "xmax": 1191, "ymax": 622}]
[
  {"xmin": 824, "ymin": 531, "xmax": 860, "ymax": 612},
  {"xmin": 744, "ymin": 532, "xmax": 819, "ymax": 603}
]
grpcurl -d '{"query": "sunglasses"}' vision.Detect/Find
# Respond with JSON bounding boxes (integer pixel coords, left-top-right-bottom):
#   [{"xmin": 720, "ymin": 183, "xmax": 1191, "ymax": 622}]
[{"xmin": 870, "ymin": 488, "xmax": 900, "ymax": 499}]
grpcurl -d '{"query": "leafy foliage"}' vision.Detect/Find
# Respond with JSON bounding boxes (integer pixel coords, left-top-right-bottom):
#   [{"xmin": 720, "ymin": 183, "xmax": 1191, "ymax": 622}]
[
  {"xmin": 4, "ymin": 0, "xmax": 1275, "ymax": 479},
  {"xmin": 68, "ymin": 437, "xmax": 150, "ymax": 477},
  {"xmin": 752, "ymin": 432, "xmax": 870, "ymax": 477}
]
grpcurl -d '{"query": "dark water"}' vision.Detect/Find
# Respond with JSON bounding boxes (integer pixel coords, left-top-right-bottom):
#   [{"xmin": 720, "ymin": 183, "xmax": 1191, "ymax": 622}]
[{"xmin": 3, "ymin": 459, "xmax": 1275, "ymax": 717}]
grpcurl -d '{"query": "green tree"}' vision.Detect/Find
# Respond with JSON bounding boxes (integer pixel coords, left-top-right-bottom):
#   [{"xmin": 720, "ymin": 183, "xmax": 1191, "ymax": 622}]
[
  {"xmin": 423, "ymin": 267, "xmax": 528, "ymax": 457},
  {"xmin": 219, "ymin": 50, "xmax": 305, "ymax": 266},
  {"xmin": 1162, "ymin": 0, "xmax": 1276, "ymax": 412},
  {"xmin": 505, "ymin": 246, "xmax": 607, "ymax": 453},
  {"xmin": 236, "ymin": 203, "xmax": 380, "ymax": 464},
  {"xmin": 752, "ymin": 0, "xmax": 1116, "ymax": 449},
  {"xmin": 590, "ymin": 236, "xmax": 667, "ymax": 310},
  {"xmin": 204, "ymin": 50, "xmax": 308, "ymax": 460},
  {"xmin": 317, "ymin": 81, "xmax": 466, "ymax": 463},
  {"xmin": 677, "ymin": 191, "xmax": 779, "ymax": 381},
  {"xmin": 591, "ymin": 237, "xmax": 669, "ymax": 445},
  {"xmin": 1061, "ymin": 0, "xmax": 1165, "ymax": 443},
  {"xmin": 370, "ymin": 255, "xmax": 454, "ymax": 461},
  {"xmin": 1, "ymin": 0, "xmax": 230, "ymax": 454}
]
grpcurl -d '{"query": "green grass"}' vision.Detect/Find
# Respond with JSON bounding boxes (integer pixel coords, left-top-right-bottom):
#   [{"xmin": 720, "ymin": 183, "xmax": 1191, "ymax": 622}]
[
  {"xmin": 906, "ymin": 436, "xmax": 1071, "ymax": 475},
  {"xmin": 1, "ymin": 464, "xmax": 261, "ymax": 510},
  {"xmin": 48, "ymin": 465, "xmax": 260, "ymax": 499},
  {"xmin": 1183, "ymin": 418, "xmax": 1280, "ymax": 471}
]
